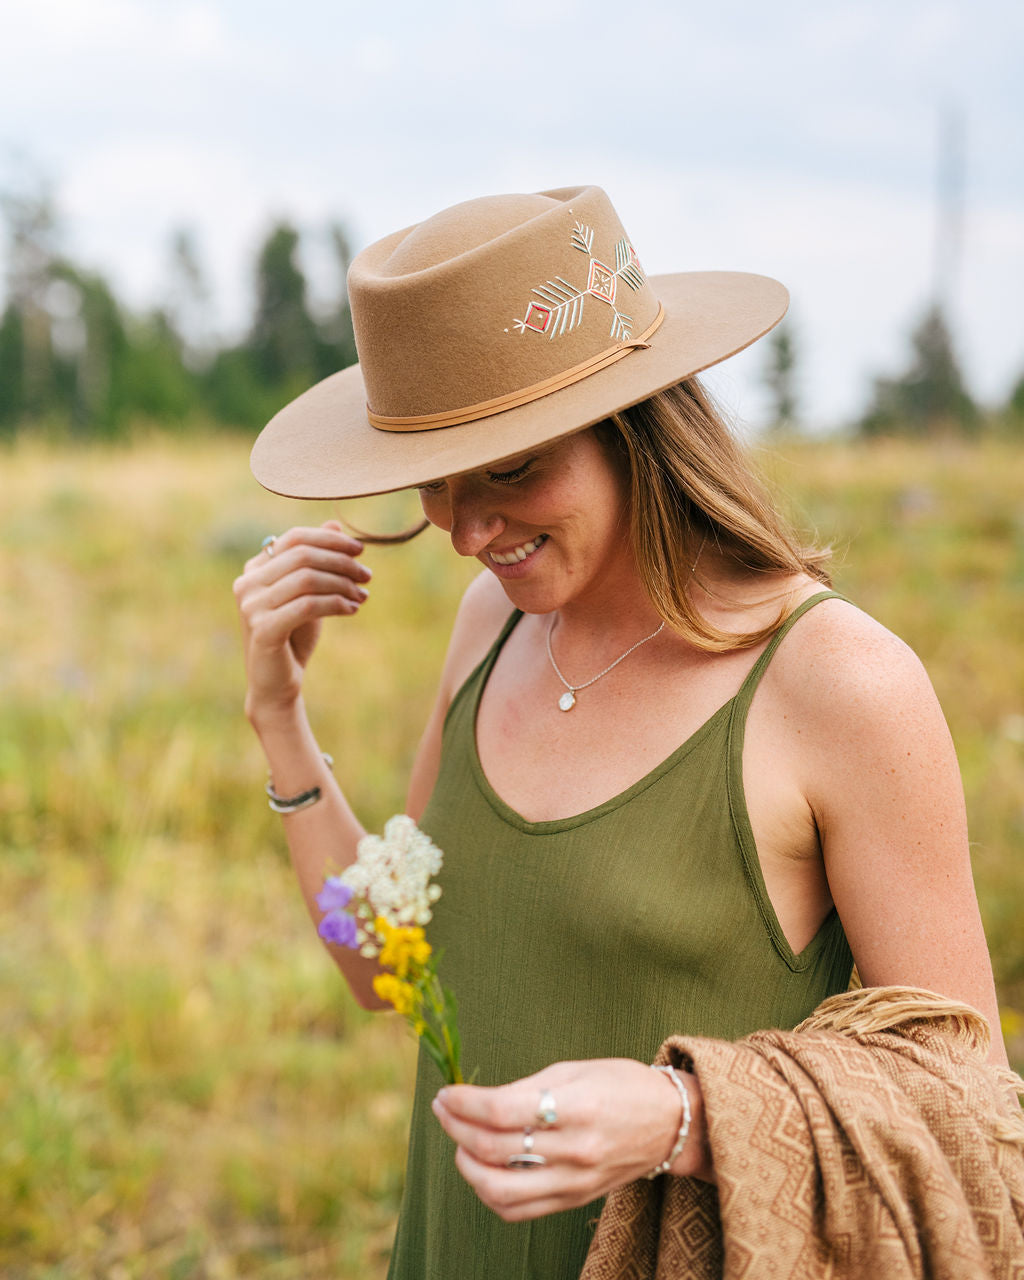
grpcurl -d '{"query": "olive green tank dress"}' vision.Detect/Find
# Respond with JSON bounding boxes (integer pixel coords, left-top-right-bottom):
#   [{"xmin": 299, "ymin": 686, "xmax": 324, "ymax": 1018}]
[{"xmin": 387, "ymin": 591, "xmax": 853, "ymax": 1279}]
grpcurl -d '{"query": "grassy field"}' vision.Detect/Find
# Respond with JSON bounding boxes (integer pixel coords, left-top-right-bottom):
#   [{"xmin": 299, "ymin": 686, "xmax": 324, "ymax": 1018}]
[{"xmin": 1, "ymin": 432, "xmax": 1022, "ymax": 1278}]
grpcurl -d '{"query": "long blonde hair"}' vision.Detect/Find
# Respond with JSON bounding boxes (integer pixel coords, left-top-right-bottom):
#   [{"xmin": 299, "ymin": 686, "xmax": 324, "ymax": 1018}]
[{"xmin": 604, "ymin": 379, "xmax": 831, "ymax": 651}]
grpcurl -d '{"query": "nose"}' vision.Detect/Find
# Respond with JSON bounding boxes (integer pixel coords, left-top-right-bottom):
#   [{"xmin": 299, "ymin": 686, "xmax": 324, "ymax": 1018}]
[{"xmin": 447, "ymin": 482, "xmax": 506, "ymax": 558}]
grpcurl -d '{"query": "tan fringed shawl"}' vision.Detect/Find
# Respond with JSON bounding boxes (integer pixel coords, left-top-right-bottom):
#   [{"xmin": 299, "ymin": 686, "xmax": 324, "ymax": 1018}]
[{"xmin": 581, "ymin": 987, "xmax": 1024, "ymax": 1280}]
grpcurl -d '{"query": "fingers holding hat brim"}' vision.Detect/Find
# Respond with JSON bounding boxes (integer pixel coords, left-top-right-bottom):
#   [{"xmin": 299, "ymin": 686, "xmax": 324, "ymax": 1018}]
[{"xmin": 249, "ymin": 270, "xmax": 788, "ymax": 502}]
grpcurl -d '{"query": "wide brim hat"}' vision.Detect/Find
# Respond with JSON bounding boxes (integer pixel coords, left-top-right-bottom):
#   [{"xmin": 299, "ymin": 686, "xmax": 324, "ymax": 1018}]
[{"xmin": 250, "ymin": 185, "xmax": 788, "ymax": 500}]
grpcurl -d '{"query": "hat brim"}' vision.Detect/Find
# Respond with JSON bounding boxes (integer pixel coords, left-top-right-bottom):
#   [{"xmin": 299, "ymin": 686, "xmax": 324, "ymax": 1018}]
[{"xmin": 250, "ymin": 270, "xmax": 788, "ymax": 500}]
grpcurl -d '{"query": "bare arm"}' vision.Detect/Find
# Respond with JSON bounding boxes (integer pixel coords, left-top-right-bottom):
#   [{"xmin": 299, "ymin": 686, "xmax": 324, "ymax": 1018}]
[
  {"xmin": 235, "ymin": 532, "xmax": 512, "ymax": 1008},
  {"xmin": 234, "ymin": 521, "xmax": 386, "ymax": 1007},
  {"xmin": 782, "ymin": 602, "xmax": 1007, "ymax": 1065}
]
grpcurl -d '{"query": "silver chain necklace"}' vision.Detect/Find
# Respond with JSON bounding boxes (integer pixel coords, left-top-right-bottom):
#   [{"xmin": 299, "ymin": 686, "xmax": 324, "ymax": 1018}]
[{"xmin": 545, "ymin": 615, "xmax": 666, "ymax": 712}]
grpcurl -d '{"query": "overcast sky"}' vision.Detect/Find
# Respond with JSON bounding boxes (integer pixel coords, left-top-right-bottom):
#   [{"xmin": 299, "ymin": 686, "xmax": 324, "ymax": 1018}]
[{"xmin": 2, "ymin": 0, "xmax": 1022, "ymax": 430}]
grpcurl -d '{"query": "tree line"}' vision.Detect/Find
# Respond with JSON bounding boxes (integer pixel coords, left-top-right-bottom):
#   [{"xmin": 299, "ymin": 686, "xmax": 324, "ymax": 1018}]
[
  {"xmin": 0, "ymin": 179, "xmax": 356, "ymax": 438},
  {"xmin": 1, "ymin": 177, "xmax": 1021, "ymax": 439},
  {"xmin": 764, "ymin": 306, "xmax": 1023, "ymax": 437}
]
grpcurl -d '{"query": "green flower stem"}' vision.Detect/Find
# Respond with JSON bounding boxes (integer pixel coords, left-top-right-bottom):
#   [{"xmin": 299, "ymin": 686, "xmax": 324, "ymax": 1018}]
[
  {"xmin": 424, "ymin": 966, "xmax": 462, "ymax": 1085},
  {"xmin": 440, "ymin": 1019, "xmax": 463, "ymax": 1085},
  {"xmin": 376, "ymin": 953, "xmax": 467, "ymax": 1087}
]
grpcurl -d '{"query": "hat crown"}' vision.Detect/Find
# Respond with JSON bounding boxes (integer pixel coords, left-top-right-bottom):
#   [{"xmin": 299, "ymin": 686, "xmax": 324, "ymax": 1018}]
[
  {"xmin": 348, "ymin": 185, "xmax": 661, "ymax": 421},
  {"xmin": 379, "ymin": 192, "xmax": 559, "ymax": 278}
]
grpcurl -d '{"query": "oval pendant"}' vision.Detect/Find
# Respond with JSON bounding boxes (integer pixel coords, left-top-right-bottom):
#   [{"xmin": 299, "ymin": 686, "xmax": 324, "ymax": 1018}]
[{"xmin": 558, "ymin": 690, "xmax": 576, "ymax": 712}]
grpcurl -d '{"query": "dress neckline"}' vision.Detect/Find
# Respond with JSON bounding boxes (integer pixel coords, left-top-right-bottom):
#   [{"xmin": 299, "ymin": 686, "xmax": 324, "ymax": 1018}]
[{"xmin": 465, "ymin": 590, "xmax": 844, "ymax": 834}]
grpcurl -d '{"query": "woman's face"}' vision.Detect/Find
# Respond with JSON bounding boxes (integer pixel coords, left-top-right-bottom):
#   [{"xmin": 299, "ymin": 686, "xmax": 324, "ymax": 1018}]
[{"xmin": 417, "ymin": 427, "xmax": 634, "ymax": 613}]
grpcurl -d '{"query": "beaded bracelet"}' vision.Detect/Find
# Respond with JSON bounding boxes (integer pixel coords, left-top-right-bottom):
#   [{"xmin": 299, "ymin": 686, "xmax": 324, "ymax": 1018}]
[
  {"xmin": 265, "ymin": 752, "xmax": 334, "ymax": 814},
  {"xmin": 644, "ymin": 1063, "xmax": 692, "ymax": 1179}
]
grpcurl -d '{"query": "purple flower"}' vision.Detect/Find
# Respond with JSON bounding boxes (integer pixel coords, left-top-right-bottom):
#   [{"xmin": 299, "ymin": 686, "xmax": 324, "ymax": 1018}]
[
  {"xmin": 318, "ymin": 909, "xmax": 358, "ymax": 948},
  {"xmin": 316, "ymin": 877, "xmax": 354, "ymax": 913}
]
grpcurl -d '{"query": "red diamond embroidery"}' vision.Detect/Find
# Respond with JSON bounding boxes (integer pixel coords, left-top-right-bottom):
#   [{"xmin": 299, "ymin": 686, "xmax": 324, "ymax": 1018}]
[
  {"xmin": 587, "ymin": 259, "xmax": 616, "ymax": 305},
  {"xmin": 524, "ymin": 302, "xmax": 552, "ymax": 333}
]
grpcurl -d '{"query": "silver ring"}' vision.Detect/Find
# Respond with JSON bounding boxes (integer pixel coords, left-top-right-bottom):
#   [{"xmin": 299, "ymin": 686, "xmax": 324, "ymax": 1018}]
[
  {"xmin": 505, "ymin": 1125, "xmax": 546, "ymax": 1170},
  {"xmin": 261, "ymin": 534, "xmax": 277, "ymax": 557},
  {"xmin": 536, "ymin": 1089, "xmax": 557, "ymax": 1129}
]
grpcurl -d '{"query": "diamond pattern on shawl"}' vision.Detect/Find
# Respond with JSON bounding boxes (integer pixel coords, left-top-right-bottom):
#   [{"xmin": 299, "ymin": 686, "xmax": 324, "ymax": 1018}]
[
  {"xmin": 581, "ymin": 988, "xmax": 1024, "ymax": 1280},
  {"xmin": 656, "ymin": 1180, "xmax": 723, "ymax": 1278}
]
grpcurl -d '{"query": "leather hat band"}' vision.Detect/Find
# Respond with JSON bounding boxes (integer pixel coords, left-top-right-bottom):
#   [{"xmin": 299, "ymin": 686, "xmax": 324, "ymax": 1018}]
[{"xmin": 367, "ymin": 304, "xmax": 665, "ymax": 433}]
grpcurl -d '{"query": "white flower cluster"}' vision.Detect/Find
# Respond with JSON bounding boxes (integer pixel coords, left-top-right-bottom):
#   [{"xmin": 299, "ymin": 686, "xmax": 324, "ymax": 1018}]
[{"xmin": 339, "ymin": 815, "xmax": 444, "ymax": 957}]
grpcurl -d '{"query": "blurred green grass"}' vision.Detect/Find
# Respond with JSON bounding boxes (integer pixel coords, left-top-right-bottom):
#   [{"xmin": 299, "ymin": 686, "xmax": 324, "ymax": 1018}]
[{"xmin": 1, "ymin": 432, "xmax": 1022, "ymax": 1277}]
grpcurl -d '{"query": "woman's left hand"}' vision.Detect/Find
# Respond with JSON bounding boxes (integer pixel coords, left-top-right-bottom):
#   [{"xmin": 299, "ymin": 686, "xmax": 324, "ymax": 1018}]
[{"xmin": 431, "ymin": 1057, "xmax": 701, "ymax": 1222}]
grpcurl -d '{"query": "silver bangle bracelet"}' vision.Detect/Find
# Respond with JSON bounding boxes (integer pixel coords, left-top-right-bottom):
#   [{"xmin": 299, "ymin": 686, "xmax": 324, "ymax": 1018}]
[
  {"xmin": 644, "ymin": 1063, "xmax": 692, "ymax": 1179},
  {"xmin": 265, "ymin": 752, "xmax": 334, "ymax": 814}
]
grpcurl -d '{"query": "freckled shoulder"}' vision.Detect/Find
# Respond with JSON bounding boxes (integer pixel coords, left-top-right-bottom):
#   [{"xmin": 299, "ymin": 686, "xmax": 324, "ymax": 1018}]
[
  {"xmin": 755, "ymin": 595, "xmax": 953, "ymax": 804},
  {"xmin": 754, "ymin": 600, "xmax": 1001, "ymax": 1053},
  {"xmin": 763, "ymin": 597, "xmax": 936, "ymax": 719},
  {"xmin": 438, "ymin": 571, "xmax": 517, "ymax": 710}
]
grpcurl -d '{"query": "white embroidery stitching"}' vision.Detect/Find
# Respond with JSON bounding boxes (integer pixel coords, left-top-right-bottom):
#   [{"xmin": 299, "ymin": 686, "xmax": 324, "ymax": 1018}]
[
  {"xmin": 512, "ymin": 221, "xmax": 647, "ymax": 341},
  {"xmin": 571, "ymin": 220, "xmax": 594, "ymax": 255}
]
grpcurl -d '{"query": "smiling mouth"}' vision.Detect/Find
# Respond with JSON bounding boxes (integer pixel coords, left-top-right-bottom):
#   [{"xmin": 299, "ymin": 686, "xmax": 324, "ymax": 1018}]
[{"xmin": 487, "ymin": 534, "xmax": 548, "ymax": 566}]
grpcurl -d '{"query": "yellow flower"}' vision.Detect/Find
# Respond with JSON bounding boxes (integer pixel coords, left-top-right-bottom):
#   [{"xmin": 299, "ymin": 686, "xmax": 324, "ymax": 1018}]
[
  {"xmin": 373, "ymin": 972, "xmax": 421, "ymax": 1018},
  {"xmin": 378, "ymin": 922, "xmax": 432, "ymax": 979}
]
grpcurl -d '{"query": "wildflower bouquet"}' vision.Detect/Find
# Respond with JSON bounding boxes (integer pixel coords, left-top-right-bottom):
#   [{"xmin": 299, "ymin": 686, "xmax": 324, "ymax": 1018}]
[{"xmin": 316, "ymin": 815, "xmax": 468, "ymax": 1085}]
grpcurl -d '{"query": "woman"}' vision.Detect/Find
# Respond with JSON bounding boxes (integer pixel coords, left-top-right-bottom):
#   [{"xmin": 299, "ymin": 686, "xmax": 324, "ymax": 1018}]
[{"xmin": 235, "ymin": 186, "xmax": 1006, "ymax": 1277}]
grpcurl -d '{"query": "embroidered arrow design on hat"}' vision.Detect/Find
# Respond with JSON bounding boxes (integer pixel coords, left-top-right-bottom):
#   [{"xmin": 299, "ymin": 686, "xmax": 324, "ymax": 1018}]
[{"xmin": 513, "ymin": 220, "xmax": 648, "ymax": 342}]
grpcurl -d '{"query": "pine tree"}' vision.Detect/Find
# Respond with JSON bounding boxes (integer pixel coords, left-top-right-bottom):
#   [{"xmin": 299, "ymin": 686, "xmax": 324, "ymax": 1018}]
[
  {"xmin": 0, "ymin": 177, "xmax": 62, "ymax": 422},
  {"xmin": 764, "ymin": 322, "xmax": 798, "ymax": 433},
  {"xmin": 314, "ymin": 220, "xmax": 357, "ymax": 378},
  {"xmin": 859, "ymin": 304, "xmax": 977, "ymax": 436},
  {"xmin": 165, "ymin": 227, "xmax": 212, "ymax": 371},
  {"xmin": 247, "ymin": 222, "xmax": 319, "ymax": 386}
]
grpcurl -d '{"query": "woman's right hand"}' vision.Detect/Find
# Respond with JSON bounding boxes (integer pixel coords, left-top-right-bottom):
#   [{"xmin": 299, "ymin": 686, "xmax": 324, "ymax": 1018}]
[{"xmin": 233, "ymin": 520, "xmax": 372, "ymax": 724}]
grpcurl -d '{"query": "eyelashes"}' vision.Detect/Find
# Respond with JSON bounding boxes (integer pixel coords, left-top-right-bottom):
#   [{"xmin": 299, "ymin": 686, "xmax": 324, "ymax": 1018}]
[
  {"xmin": 418, "ymin": 458, "xmax": 535, "ymax": 494},
  {"xmin": 486, "ymin": 459, "xmax": 534, "ymax": 485}
]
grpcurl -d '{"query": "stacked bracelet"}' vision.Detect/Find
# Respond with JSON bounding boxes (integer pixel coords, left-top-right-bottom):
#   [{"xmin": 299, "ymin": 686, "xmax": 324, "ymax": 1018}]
[
  {"xmin": 644, "ymin": 1063, "xmax": 692, "ymax": 1179},
  {"xmin": 265, "ymin": 752, "xmax": 334, "ymax": 814}
]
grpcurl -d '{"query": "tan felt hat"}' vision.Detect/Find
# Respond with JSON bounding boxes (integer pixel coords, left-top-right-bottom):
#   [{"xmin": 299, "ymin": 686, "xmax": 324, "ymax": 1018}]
[{"xmin": 250, "ymin": 185, "xmax": 788, "ymax": 500}]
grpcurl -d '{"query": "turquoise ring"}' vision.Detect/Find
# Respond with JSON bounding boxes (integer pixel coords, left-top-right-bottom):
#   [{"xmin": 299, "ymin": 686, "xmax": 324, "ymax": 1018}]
[{"xmin": 536, "ymin": 1089, "xmax": 557, "ymax": 1128}]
